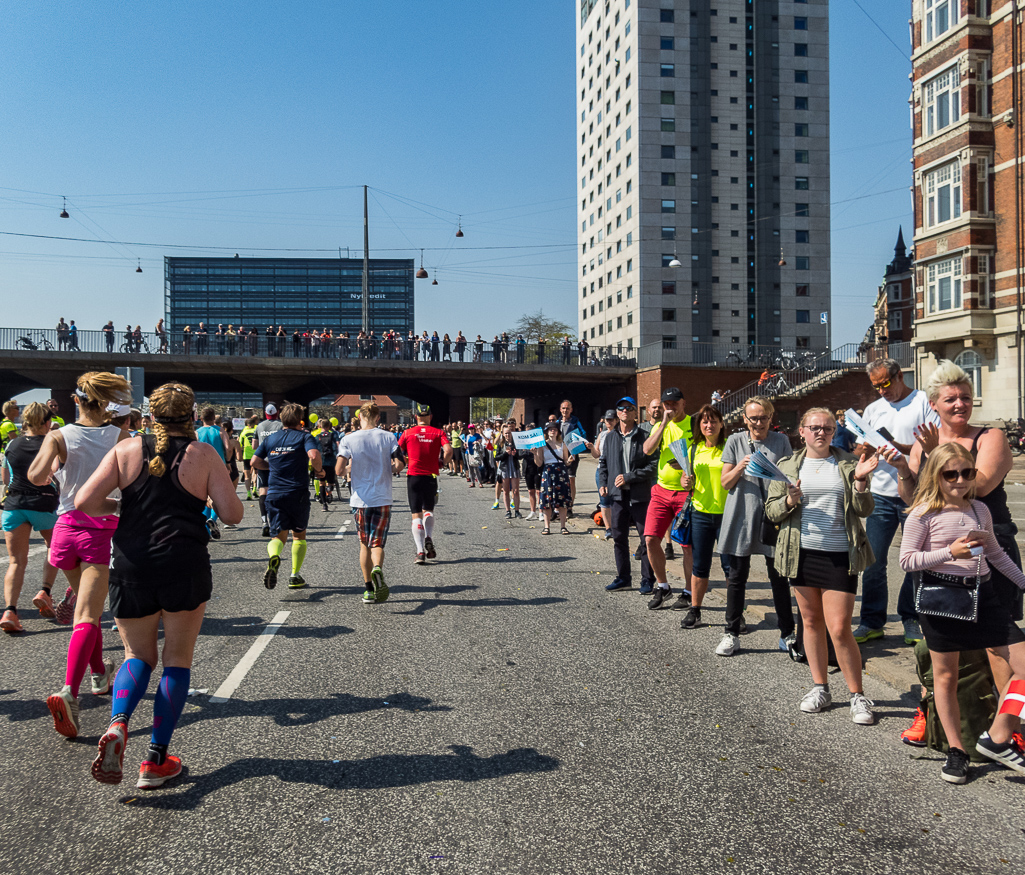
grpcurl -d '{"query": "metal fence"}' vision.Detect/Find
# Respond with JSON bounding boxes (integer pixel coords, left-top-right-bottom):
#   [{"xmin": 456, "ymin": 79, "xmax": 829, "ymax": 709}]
[
  {"xmin": 0, "ymin": 328, "xmax": 637, "ymax": 368},
  {"xmin": 636, "ymin": 339, "xmax": 913, "ymax": 372}
]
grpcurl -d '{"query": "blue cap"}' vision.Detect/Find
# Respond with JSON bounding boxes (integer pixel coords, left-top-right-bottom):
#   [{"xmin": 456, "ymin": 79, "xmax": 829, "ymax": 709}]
[{"xmin": 617, "ymin": 396, "xmax": 637, "ymax": 407}]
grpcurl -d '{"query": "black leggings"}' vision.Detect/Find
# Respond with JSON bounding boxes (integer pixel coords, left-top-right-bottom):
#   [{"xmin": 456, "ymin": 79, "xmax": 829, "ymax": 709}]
[{"xmin": 725, "ymin": 554, "xmax": 795, "ymax": 637}]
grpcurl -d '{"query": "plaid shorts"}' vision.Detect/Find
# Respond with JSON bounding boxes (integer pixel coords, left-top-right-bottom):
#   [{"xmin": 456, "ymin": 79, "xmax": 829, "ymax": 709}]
[{"xmin": 355, "ymin": 506, "xmax": 391, "ymax": 548}]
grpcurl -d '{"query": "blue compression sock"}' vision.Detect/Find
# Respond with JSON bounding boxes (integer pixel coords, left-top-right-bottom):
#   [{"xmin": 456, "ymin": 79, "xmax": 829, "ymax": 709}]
[
  {"xmin": 110, "ymin": 658, "xmax": 153, "ymax": 725},
  {"xmin": 151, "ymin": 666, "xmax": 191, "ymax": 747}
]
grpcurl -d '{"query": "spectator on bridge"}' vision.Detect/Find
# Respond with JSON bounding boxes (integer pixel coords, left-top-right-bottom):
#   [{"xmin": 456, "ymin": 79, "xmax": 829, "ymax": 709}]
[
  {"xmin": 455, "ymin": 332, "xmax": 467, "ymax": 362},
  {"xmin": 103, "ymin": 321, "xmax": 115, "ymax": 353},
  {"xmin": 123, "ymin": 325, "xmax": 133, "ymax": 354},
  {"xmin": 56, "ymin": 318, "xmax": 70, "ymax": 351},
  {"xmin": 442, "ymin": 334, "xmax": 452, "ymax": 361},
  {"xmin": 195, "ymin": 322, "xmax": 208, "ymax": 355},
  {"xmin": 311, "ymin": 330, "xmax": 321, "ymax": 359},
  {"xmin": 577, "ymin": 337, "xmax": 588, "ymax": 366},
  {"xmin": 276, "ymin": 325, "xmax": 287, "ymax": 357},
  {"xmin": 515, "ymin": 335, "xmax": 526, "ymax": 364},
  {"xmin": 265, "ymin": 325, "xmax": 275, "ymax": 356},
  {"xmin": 562, "ymin": 336, "xmax": 572, "ymax": 365},
  {"xmin": 155, "ymin": 318, "xmax": 167, "ymax": 354},
  {"xmin": 226, "ymin": 325, "xmax": 237, "ymax": 356},
  {"xmin": 473, "ymin": 335, "xmax": 484, "ymax": 362},
  {"xmin": 68, "ymin": 321, "xmax": 79, "ymax": 352},
  {"xmin": 537, "ymin": 336, "xmax": 546, "ymax": 365},
  {"xmin": 132, "ymin": 326, "xmax": 143, "ymax": 353},
  {"xmin": 711, "ymin": 389, "xmax": 723, "ymax": 405},
  {"xmin": 431, "ymin": 331, "xmax": 441, "ymax": 362},
  {"xmin": 182, "ymin": 326, "xmax": 192, "ymax": 355},
  {"xmin": 248, "ymin": 326, "xmax": 258, "ymax": 356},
  {"xmin": 340, "ymin": 331, "xmax": 350, "ymax": 359},
  {"xmin": 215, "ymin": 325, "xmax": 225, "ymax": 355},
  {"xmin": 491, "ymin": 336, "xmax": 502, "ymax": 362}
]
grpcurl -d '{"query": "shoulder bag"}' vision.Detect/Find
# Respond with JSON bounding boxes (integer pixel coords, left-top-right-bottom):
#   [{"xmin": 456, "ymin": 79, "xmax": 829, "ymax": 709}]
[
  {"xmin": 752, "ymin": 439, "xmax": 779, "ymax": 547},
  {"xmin": 669, "ymin": 441, "xmax": 698, "ymax": 546},
  {"xmin": 914, "ymin": 503, "xmax": 984, "ymax": 623}
]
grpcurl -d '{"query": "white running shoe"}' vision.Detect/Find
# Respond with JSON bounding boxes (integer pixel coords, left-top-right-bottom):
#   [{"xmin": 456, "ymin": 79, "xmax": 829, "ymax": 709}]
[
  {"xmin": 91, "ymin": 657, "xmax": 115, "ymax": 696},
  {"xmin": 800, "ymin": 686, "xmax": 833, "ymax": 713},
  {"xmin": 715, "ymin": 633, "xmax": 739, "ymax": 657},
  {"xmin": 850, "ymin": 693, "xmax": 875, "ymax": 725}
]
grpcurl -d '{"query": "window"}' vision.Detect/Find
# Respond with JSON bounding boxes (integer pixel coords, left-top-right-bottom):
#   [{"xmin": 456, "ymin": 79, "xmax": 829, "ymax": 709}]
[
  {"xmin": 795, "ymin": 16, "xmax": 807, "ymax": 29},
  {"xmin": 796, "ymin": 257, "xmax": 810, "ymax": 270},
  {"xmin": 925, "ymin": 0, "xmax": 960, "ymax": 43},
  {"xmin": 978, "ymin": 254, "xmax": 991, "ymax": 307},
  {"xmin": 796, "ymin": 337, "xmax": 810, "ymax": 349},
  {"xmin": 662, "ymin": 281, "xmax": 676, "ymax": 294},
  {"xmin": 662, "ymin": 309, "xmax": 676, "ymax": 322},
  {"xmin": 795, "ymin": 150, "xmax": 809, "ymax": 163},
  {"xmin": 625, "ymin": 126, "xmax": 632, "ymax": 141},
  {"xmin": 661, "ymin": 226, "xmax": 676, "ymax": 239},
  {"xmin": 661, "ymin": 64, "xmax": 675, "ymax": 77},
  {"xmin": 796, "ymin": 284, "xmax": 809, "ymax": 296},
  {"xmin": 795, "ymin": 70, "xmax": 808, "ymax": 83},
  {"xmin": 627, "ymin": 258, "xmax": 633, "ymax": 272},
  {"xmin": 661, "ymin": 117, "xmax": 675, "ymax": 132},
  {"xmin": 617, "ymin": 316, "xmax": 622, "ymax": 328},
  {"xmin": 925, "ymin": 161, "xmax": 962, "ymax": 227},
  {"xmin": 661, "ymin": 172, "xmax": 676, "ymax": 185},
  {"xmin": 662, "ymin": 254, "xmax": 676, "ymax": 267},
  {"xmin": 660, "ymin": 90, "xmax": 675, "ymax": 105},
  {"xmin": 661, "ymin": 37, "xmax": 674, "ymax": 50},
  {"xmin": 795, "ymin": 177, "xmax": 809, "ymax": 190},
  {"xmin": 887, "ymin": 310, "xmax": 903, "ymax": 331},
  {"xmin": 795, "ymin": 96, "xmax": 808, "ymax": 110},
  {"xmin": 661, "ymin": 145, "xmax": 676, "ymax": 158},
  {"xmin": 626, "ymin": 206, "xmax": 632, "ymax": 219},
  {"xmin": 795, "ymin": 43, "xmax": 808, "ymax": 56},
  {"xmin": 660, "ymin": 8, "xmax": 674, "ymax": 22},
  {"xmin": 796, "ymin": 230, "xmax": 810, "ymax": 243},
  {"xmin": 927, "ymin": 256, "xmax": 963, "ymax": 313},
  {"xmin": 795, "ymin": 123, "xmax": 809, "ymax": 137},
  {"xmin": 924, "ymin": 67, "xmax": 960, "ymax": 136},
  {"xmin": 625, "ymin": 47, "xmax": 631, "ymax": 62},
  {"xmin": 954, "ymin": 350, "xmax": 983, "ymax": 396},
  {"xmin": 661, "ymin": 199, "xmax": 676, "ymax": 213},
  {"xmin": 977, "ymin": 157, "xmax": 990, "ymax": 215},
  {"xmin": 796, "ymin": 310, "xmax": 810, "ymax": 323},
  {"xmin": 795, "ymin": 203, "xmax": 809, "ymax": 217}
]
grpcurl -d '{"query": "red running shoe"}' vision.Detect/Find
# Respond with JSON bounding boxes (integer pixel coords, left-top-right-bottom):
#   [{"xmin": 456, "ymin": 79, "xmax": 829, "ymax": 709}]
[
  {"xmin": 1, "ymin": 609, "xmax": 23, "ymax": 633},
  {"xmin": 137, "ymin": 755, "xmax": 183, "ymax": 790},
  {"xmin": 901, "ymin": 706, "xmax": 928, "ymax": 747},
  {"xmin": 32, "ymin": 589, "xmax": 55, "ymax": 618},
  {"xmin": 92, "ymin": 722, "xmax": 128, "ymax": 785},
  {"xmin": 53, "ymin": 587, "xmax": 77, "ymax": 625}
]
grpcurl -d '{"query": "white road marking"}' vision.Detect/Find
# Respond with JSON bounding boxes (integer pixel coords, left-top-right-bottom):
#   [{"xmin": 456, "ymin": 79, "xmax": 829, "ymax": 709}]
[
  {"xmin": 334, "ymin": 519, "xmax": 352, "ymax": 540},
  {"xmin": 209, "ymin": 611, "xmax": 291, "ymax": 703}
]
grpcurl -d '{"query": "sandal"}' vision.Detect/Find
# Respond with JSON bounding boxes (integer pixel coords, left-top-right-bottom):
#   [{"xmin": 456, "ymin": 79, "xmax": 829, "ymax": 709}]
[
  {"xmin": 541, "ymin": 527, "xmax": 551, "ymax": 535},
  {"xmin": 560, "ymin": 527, "xmax": 570, "ymax": 535}
]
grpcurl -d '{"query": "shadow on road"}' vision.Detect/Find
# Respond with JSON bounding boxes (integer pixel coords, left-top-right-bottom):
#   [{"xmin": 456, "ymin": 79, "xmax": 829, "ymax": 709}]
[
  {"xmin": 128, "ymin": 744, "xmax": 560, "ymax": 810},
  {"xmin": 390, "ymin": 595, "xmax": 568, "ymax": 616}
]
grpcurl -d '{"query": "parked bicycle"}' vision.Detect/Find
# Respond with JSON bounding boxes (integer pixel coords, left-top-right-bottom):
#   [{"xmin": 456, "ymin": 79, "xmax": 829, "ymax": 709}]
[
  {"xmin": 16, "ymin": 332, "xmax": 54, "ymax": 351},
  {"xmin": 1001, "ymin": 417, "xmax": 1025, "ymax": 456},
  {"xmin": 120, "ymin": 337, "xmax": 151, "ymax": 354}
]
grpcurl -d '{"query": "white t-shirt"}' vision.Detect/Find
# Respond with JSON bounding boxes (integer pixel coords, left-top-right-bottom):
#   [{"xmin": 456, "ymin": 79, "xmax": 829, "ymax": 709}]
[
  {"xmin": 798, "ymin": 456, "xmax": 848, "ymax": 552},
  {"xmin": 862, "ymin": 388, "xmax": 939, "ymax": 499},
  {"xmin": 338, "ymin": 429, "xmax": 399, "ymax": 509}
]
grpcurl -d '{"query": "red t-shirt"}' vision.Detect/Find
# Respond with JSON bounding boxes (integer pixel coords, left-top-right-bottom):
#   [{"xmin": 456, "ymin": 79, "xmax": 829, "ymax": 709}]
[{"xmin": 398, "ymin": 425, "xmax": 450, "ymax": 476}]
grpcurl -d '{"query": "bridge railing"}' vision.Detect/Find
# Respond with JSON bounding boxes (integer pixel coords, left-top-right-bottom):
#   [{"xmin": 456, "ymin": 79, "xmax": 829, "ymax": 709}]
[
  {"xmin": 0, "ymin": 328, "xmax": 637, "ymax": 368},
  {"xmin": 637, "ymin": 339, "xmax": 913, "ymax": 371}
]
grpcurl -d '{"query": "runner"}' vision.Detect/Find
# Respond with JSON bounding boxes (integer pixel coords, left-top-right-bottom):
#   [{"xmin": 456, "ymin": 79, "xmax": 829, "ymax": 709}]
[
  {"xmin": 77, "ymin": 381, "xmax": 242, "ymax": 789},
  {"xmin": 1, "ymin": 403, "xmax": 61, "ymax": 632},
  {"xmin": 195, "ymin": 408, "xmax": 227, "ymax": 540},
  {"xmin": 28, "ymin": 371, "xmax": 132, "ymax": 739},
  {"xmin": 251, "ymin": 403, "xmax": 324, "ymax": 590},
  {"xmin": 239, "ymin": 415, "xmax": 259, "ymax": 499},
  {"xmin": 337, "ymin": 401, "xmax": 405, "ymax": 602},
  {"xmin": 221, "ymin": 420, "xmax": 243, "ymax": 528},
  {"xmin": 254, "ymin": 404, "xmax": 283, "ymax": 537},
  {"xmin": 312, "ymin": 417, "xmax": 339, "ymax": 511},
  {"xmin": 398, "ymin": 403, "xmax": 452, "ymax": 564}
]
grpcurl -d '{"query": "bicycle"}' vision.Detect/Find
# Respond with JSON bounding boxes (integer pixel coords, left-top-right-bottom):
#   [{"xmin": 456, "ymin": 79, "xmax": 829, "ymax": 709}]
[
  {"xmin": 16, "ymin": 332, "xmax": 55, "ymax": 351},
  {"xmin": 120, "ymin": 338, "xmax": 151, "ymax": 354}
]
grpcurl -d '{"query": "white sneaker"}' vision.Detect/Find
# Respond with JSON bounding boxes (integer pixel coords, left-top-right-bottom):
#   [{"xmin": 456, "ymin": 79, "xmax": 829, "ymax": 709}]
[
  {"xmin": 800, "ymin": 686, "xmax": 833, "ymax": 713},
  {"xmin": 850, "ymin": 693, "xmax": 876, "ymax": 725},
  {"xmin": 525, "ymin": 511, "xmax": 536, "ymax": 520},
  {"xmin": 715, "ymin": 632, "xmax": 739, "ymax": 656},
  {"xmin": 91, "ymin": 657, "xmax": 115, "ymax": 696}
]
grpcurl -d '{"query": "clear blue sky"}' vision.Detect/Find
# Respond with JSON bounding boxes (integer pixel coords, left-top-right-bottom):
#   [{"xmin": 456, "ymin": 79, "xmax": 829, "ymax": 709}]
[{"xmin": 1, "ymin": 1, "xmax": 911, "ymax": 350}]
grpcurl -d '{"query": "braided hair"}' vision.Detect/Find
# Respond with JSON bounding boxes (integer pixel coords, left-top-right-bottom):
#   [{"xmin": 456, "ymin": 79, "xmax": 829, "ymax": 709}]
[{"xmin": 148, "ymin": 382, "xmax": 197, "ymax": 477}]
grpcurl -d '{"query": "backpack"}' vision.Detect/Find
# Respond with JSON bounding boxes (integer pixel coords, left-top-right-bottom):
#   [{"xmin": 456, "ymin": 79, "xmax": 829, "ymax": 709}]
[
  {"xmin": 317, "ymin": 430, "xmax": 336, "ymax": 464},
  {"xmin": 913, "ymin": 640, "xmax": 997, "ymax": 762}
]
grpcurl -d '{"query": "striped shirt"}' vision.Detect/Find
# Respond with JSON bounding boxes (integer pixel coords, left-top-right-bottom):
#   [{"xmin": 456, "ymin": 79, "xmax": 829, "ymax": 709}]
[{"xmin": 798, "ymin": 456, "xmax": 848, "ymax": 552}]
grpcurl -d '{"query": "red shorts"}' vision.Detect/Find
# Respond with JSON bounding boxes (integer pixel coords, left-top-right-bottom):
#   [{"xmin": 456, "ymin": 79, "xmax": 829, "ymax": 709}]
[
  {"xmin": 644, "ymin": 484, "xmax": 691, "ymax": 541},
  {"xmin": 49, "ymin": 510, "xmax": 118, "ymax": 570}
]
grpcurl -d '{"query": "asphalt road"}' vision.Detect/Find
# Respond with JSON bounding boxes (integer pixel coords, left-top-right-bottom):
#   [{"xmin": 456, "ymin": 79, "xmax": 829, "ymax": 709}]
[{"xmin": 2, "ymin": 467, "xmax": 1025, "ymax": 875}]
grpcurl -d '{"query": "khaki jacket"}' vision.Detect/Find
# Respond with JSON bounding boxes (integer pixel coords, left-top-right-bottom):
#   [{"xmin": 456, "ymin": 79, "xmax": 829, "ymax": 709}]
[{"xmin": 764, "ymin": 446, "xmax": 875, "ymax": 578}]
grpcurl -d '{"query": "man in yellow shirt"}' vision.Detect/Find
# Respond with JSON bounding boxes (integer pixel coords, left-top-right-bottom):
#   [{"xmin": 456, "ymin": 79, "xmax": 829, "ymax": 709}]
[
  {"xmin": 641, "ymin": 387, "xmax": 693, "ymax": 610},
  {"xmin": 0, "ymin": 400, "xmax": 19, "ymax": 451}
]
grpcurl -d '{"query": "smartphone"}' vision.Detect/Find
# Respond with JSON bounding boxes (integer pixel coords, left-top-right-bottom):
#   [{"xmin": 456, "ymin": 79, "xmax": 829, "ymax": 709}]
[
  {"xmin": 965, "ymin": 529, "xmax": 988, "ymax": 543},
  {"xmin": 876, "ymin": 426, "xmax": 895, "ymax": 442}
]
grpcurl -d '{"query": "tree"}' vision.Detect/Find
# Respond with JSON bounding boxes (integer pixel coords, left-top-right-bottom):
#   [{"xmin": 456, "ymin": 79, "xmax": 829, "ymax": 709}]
[
  {"xmin": 471, "ymin": 397, "xmax": 514, "ymax": 422},
  {"xmin": 508, "ymin": 309, "xmax": 574, "ymax": 342}
]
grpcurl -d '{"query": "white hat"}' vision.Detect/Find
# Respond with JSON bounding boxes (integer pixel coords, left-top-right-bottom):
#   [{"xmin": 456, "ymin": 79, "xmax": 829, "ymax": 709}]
[{"xmin": 265, "ymin": 403, "xmax": 277, "ymax": 415}]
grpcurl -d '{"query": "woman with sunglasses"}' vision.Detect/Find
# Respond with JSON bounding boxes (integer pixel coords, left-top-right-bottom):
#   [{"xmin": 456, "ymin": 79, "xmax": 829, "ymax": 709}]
[
  {"xmin": 680, "ymin": 404, "xmax": 729, "ymax": 629},
  {"xmin": 533, "ymin": 421, "xmax": 570, "ymax": 535},
  {"xmin": 765, "ymin": 408, "xmax": 878, "ymax": 724},
  {"xmin": 717, "ymin": 396, "xmax": 795, "ymax": 656},
  {"xmin": 898, "ymin": 442, "xmax": 1025, "ymax": 784}
]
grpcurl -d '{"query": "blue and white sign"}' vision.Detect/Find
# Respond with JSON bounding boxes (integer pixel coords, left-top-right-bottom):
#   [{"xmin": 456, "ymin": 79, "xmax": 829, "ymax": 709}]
[{"xmin": 511, "ymin": 428, "xmax": 546, "ymax": 450}]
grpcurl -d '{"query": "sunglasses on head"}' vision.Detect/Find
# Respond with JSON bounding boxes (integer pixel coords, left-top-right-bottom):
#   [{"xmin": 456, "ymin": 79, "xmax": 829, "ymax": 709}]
[{"xmin": 941, "ymin": 467, "xmax": 977, "ymax": 482}]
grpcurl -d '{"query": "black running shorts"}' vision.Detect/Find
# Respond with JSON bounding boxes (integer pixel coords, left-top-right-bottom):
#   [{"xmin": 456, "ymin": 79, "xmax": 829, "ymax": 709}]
[
  {"xmin": 109, "ymin": 573, "xmax": 213, "ymax": 619},
  {"xmin": 406, "ymin": 474, "xmax": 438, "ymax": 514},
  {"xmin": 266, "ymin": 491, "xmax": 311, "ymax": 534}
]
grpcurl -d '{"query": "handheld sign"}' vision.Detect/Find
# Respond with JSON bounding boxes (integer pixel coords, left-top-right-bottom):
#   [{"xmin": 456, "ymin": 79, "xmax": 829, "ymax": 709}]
[
  {"xmin": 511, "ymin": 428, "xmax": 546, "ymax": 450},
  {"xmin": 668, "ymin": 436, "xmax": 692, "ymax": 475},
  {"xmin": 565, "ymin": 432, "xmax": 589, "ymax": 455},
  {"xmin": 843, "ymin": 408, "xmax": 900, "ymax": 456}
]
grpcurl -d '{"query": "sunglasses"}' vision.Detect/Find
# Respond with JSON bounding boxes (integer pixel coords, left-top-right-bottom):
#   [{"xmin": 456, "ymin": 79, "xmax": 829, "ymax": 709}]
[
  {"xmin": 617, "ymin": 404, "xmax": 635, "ymax": 411},
  {"xmin": 941, "ymin": 467, "xmax": 978, "ymax": 482},
  {"xmin": 871, "ymin": 378, "xmax": 892, "ymax": 391},
  {"xmin": 803, "ymin": 425, "xmax": 835, "ymax": 435}
]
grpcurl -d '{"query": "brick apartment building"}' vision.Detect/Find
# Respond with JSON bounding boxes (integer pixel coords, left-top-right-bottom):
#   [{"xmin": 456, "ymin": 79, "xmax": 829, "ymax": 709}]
[
  {"xmin": 872, "ymin": 227, "xmax": 915, "ymax": 346},
  {"xmin": 911, "ymin": 0, "xmax": 1025, "ymax": 421}
]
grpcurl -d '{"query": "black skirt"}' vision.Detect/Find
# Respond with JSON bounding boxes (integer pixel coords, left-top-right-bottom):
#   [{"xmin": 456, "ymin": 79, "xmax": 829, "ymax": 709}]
[
  {"xmin": 918, "ymin": 574, "xmax": 1025, "ymax": 653},
  {"xmin": 792, "ymin": 548, "xmax": 858, "ymax": 594}
]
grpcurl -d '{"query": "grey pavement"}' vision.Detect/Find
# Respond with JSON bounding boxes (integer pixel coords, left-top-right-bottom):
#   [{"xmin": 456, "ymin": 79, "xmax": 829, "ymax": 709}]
[{"xmin": 2, "ymin": 462, "xmax": 1025, "ymax": 874}]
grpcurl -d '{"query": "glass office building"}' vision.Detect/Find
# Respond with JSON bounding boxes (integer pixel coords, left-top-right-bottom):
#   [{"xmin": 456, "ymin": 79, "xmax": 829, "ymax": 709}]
[{"xmin": 164, "ymin": 256, "xmax": 415, "ymax": 335}]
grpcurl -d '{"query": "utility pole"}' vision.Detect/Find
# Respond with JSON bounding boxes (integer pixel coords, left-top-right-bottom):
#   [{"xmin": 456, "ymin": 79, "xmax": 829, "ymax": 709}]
[{"xmin": 362, "ymin": 185, "xmax": 370, "ymax": 334}]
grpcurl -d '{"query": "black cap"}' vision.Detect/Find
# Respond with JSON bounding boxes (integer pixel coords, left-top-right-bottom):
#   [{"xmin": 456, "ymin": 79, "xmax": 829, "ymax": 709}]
[
  {"xmin": 544, "ymin": 420, "xmax": 561, "ymax": 432},
  {"xmin": 604, "ymin": 409, "xmax": 616, "ymax": 420},
  {"xmin": 661, "ymin": 387, "xmax": 684, "ymax": 402},
  {"xmin": 414, "ymin": 402, "xmax": 431, "ymax": 416}
]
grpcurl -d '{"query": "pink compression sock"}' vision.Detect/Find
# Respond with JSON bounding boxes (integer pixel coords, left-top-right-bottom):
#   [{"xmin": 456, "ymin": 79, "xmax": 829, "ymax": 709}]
[
  {"xmin": 89, "ymin": 622, "xmax": 106, "ymax": 674},
  {"xmin": 65, "ymin": 622, "xmax": 100, "ymax": 697}
]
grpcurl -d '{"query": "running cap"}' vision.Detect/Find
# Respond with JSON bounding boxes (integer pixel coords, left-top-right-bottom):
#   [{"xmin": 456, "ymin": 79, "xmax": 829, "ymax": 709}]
[
  {"xmin": 660, "ymin": 387, "xmax": 684, "ymax": 402},
  {"xmin": 617, "ymin": 395, "xmax": 637, "ymax": 408},
  {"xmin": 264, "ymin": 403, "xmax": 278, "ymax": 415},
  {"xmin": 414, "ymin": 403, "xmax": 431, "ymax": 416},
  {"xmin": 604, "ymin": 409, "xmax": 616, "ymax": 420}
]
